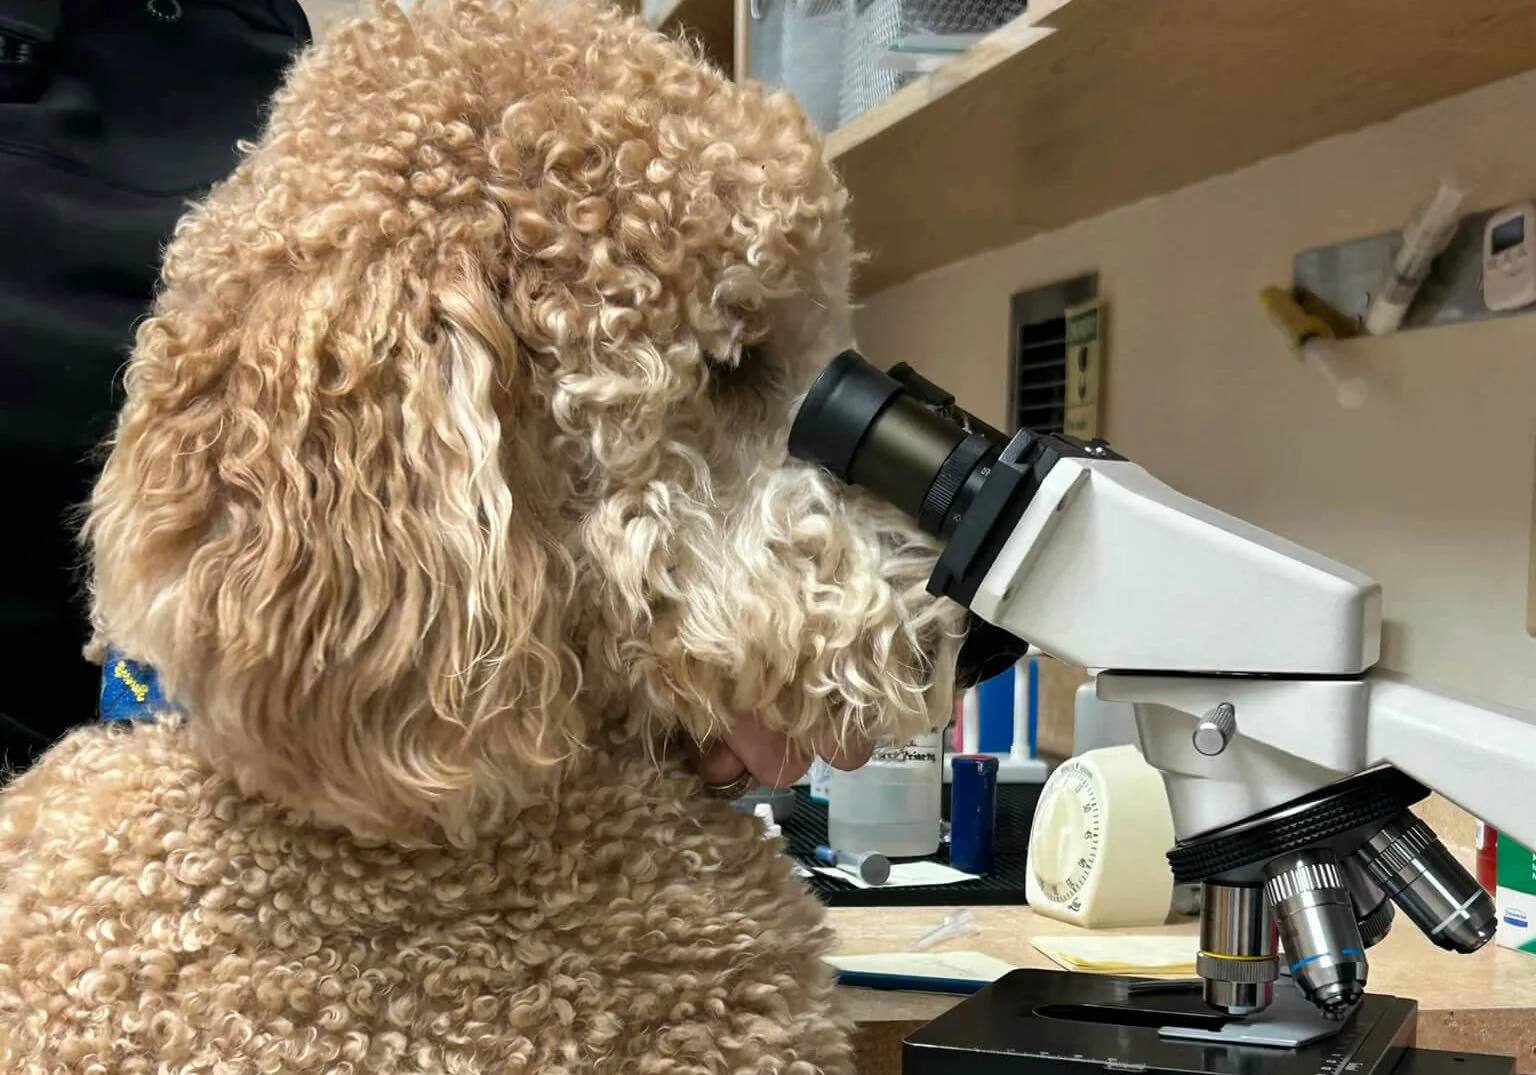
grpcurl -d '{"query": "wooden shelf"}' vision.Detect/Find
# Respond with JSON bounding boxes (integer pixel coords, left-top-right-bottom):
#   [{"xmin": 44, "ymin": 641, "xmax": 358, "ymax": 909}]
[{"xmin": 825, "ymin": 0, "xmax": 1536, "ymax": 296}]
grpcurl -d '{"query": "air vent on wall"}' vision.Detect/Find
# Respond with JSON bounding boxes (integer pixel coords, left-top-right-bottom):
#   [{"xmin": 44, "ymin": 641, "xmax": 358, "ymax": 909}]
[
  {"xmin": 1014, "ymin": 317, "xmax": 1067, "ymax": 435},
  {"xmin": 1009, "ymin": 273, "xmax": 1100, "ymax": 437}
]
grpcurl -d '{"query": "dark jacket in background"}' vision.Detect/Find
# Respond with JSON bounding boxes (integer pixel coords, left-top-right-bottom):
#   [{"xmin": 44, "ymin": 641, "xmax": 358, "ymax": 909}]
[{"xmin": 0, "ymin": 0, "xmax": 310, "ymax": 769}]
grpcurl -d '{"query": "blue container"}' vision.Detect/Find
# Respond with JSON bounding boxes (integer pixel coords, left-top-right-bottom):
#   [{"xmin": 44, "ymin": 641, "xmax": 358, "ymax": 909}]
[
  {"xmin": 972, "ymin": 657, "xmax": 1041, "ymax": 758},
  {"xmin": 949, "ymin": 754, "xmax": 999, "ymax": 876},
  {"xmin": 973, "ymin": 665, "xmax": 1015, "ymax": 754}
]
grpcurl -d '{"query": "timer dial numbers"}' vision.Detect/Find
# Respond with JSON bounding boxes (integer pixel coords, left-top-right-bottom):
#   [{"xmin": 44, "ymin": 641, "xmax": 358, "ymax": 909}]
[
  {"xmin": 1032, "ymin": 762, "xmax": 1103, "ymax": 905},
  {"xmin": 1025, "ymin": 745, "xmax": 1177, "ymax": 928}
]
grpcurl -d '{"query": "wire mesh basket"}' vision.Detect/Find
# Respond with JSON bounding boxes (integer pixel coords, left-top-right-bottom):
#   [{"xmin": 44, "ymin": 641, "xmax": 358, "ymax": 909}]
[
  {"xmin": 836, "ymin": 0, "xmax": 902, "ymax": 127},
  {"xmin": 748, "ymin": 0, "xmax": 1027, "ymax": 132},
  {"xmin": 747, "ymin": 0, "xmax": 788, "ymax": 97},
  {"xmin": 749, "ymin": 0, "xmax": 846, "ymax": 134},
  {"xmin": 839, "ymin": 0, "xmax": 1027, "ymax": 125},
  {"xmin": 781, "ymin": 0, "xmax": 848, "ymax": 134}
]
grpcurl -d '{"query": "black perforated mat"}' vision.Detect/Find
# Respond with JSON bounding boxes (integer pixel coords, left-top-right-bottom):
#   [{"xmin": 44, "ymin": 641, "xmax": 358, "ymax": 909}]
[{"xmin": 784, "ymin": 784, "xmax": 1042, "ymax": 907}]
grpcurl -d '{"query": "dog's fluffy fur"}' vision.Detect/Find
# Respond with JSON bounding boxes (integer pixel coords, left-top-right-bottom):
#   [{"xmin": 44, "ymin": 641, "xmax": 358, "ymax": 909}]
[{"xmin": 0, "ymin": 0, "xmax": 962, "ymax": 1068}]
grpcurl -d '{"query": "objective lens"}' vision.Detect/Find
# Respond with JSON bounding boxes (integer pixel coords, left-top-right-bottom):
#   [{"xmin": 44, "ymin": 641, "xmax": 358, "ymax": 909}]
[
  {"xmin": 1264, "ymin": 849, "xmax": 1369, "ymax": 1019},
  {"xmin": 1342, "ymin": 853, "xmax": 1395, "ymax": 948},
  {"xmin": 1357, "ymin": 812, "xmax": 1496, "ymax": 954},
  {"xmin": 1196, "ymin": 881, "xmax": 1278, "ymax": 1017},
  {"xmin": 787, "ymin": 351, "xmax": 1001, "ymax": 536}
]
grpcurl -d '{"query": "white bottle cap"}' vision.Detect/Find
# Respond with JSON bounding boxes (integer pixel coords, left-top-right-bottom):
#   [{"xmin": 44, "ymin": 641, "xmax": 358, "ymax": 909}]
[{"xmin": 752, "ymin": 803, "xmax": 782, "ymax": 839}]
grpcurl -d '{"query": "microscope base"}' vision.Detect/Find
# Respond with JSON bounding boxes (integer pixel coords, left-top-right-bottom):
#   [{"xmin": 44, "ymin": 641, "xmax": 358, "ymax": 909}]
[{"xmin": 903, "ymin": 969, "xmax": 1514, "ymax": 1075}]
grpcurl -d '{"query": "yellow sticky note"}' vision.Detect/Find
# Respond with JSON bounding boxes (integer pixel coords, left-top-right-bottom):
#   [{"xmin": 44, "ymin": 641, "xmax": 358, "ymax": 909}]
[{"xmin": 1032, "ymin": 935, "xmax": 1197, "ymax": 975}]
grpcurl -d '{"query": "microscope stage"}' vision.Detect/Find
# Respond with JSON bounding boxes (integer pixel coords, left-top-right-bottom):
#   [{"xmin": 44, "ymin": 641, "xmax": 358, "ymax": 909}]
[{"xmin": 903, "ymin": 970, "xmax": 1513, "ymax": 1075}]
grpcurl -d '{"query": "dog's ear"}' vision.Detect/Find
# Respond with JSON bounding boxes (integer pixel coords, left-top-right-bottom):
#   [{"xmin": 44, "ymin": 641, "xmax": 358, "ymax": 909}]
[{"xmin": 85, "ymin": 235, "xmax": 579, "ymax": 841}]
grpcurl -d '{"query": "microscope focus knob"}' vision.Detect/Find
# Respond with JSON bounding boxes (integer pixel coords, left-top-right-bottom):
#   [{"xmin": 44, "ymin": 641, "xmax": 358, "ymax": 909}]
[{"xmin": 1192, "ymin": 703, "xmax": 1237, "ymax": 756}]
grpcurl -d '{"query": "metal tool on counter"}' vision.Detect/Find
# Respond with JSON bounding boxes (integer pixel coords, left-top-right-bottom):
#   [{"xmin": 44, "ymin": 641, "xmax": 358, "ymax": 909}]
[{"xmin": 813, "ymin": 845, "xmax": 891, "ymax": 885}]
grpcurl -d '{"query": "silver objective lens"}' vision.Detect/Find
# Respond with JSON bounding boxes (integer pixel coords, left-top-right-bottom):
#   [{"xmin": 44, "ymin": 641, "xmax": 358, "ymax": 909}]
[
  {"xmin": 1357, "ymin": 812, "xmax": 1496, "ymax": 953},
  {"xmin": 1197, "ymin": 881, "xmax": 1278, "ymax": 1016},
  {"xmin": 1264, "ymin": 849, "xmax": 1368, "ymax": 1019},
  {"xmin": 1341, "ymin": 854, "xmax": 1395, "ymax": 948}
]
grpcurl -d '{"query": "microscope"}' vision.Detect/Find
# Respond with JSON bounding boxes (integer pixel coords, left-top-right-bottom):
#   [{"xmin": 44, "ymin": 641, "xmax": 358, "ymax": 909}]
[{"xmin": 788, "ymin": 352, "xmax": 1536, "ymax": 1075}]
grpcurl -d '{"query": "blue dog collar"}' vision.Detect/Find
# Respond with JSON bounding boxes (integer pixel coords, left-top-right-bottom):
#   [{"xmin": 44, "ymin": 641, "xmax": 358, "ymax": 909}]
[{"xmin": 99, "ymin": 647, "xmax": 175, "ymax": 723}]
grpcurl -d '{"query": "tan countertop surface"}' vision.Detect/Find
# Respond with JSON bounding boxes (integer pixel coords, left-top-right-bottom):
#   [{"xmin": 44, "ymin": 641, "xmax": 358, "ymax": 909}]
[
  {"xmin": 827, "ymin": 905, "xmax": 1536, "ymax": 1073},
  {"xmin": 828, "ymin": 905, "xmax": 1536, "ymax": 1022}
]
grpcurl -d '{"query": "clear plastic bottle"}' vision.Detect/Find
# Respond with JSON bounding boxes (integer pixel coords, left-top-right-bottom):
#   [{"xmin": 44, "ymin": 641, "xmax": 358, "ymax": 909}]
[
  {"xmin": 808, "ymin": 756, "xmax": 833, "ymax": 804},
  {"xmin": 827, "ymin": 730, "xmax": 942, "ymax": 857}
]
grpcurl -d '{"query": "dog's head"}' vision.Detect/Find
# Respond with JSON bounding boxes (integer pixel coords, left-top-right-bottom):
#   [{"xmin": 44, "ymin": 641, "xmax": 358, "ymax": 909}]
[{"xmin": 85, "ymin": 0, "xmax": 963, "ymax": 842}]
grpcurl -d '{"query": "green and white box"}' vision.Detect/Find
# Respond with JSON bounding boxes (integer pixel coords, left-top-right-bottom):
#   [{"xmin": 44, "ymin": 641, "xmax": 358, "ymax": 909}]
[{"xmin": 1496, "ymin": 835, "xmax": 1536, "ymax": 955}]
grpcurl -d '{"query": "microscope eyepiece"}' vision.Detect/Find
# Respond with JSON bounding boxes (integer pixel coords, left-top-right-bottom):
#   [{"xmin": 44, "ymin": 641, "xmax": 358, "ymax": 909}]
[
  {"xmin": 788, "ymin": 351, "xmax": 908, "ymax": 486},
  {"xmin": 788, "ymin": 350, "xmax": 1002, "ymax": 537},
  {"xmin": 788, "ymin": 350, "xmax": 1123, "ymax": 687},
  {"xmin": 788, "ymin": 351, "xmax": 1040, "ymax": 687}
]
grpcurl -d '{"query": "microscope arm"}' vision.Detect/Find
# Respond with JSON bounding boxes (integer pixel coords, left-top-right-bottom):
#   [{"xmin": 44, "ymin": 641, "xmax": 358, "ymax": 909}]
[
  {"xmin": 966, "ymin": 454, "xmax": 1383, "ymax": 677},
  {"xmin": 1368, "ymin": 671, "xmax": 1536, "ymax": 854},
  {"xmin": 966, "ymin": 452, "xmax": 1536, "ymax": 848}
]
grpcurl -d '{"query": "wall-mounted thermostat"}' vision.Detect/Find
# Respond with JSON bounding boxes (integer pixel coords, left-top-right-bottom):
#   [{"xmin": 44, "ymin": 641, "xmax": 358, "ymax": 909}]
[{"xmin": 1482, "ymin": 202, "xmax": 1536, "ymax": 312}]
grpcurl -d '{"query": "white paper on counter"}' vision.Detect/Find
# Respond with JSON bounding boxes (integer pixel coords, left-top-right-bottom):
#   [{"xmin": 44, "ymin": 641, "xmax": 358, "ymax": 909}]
[
  {"xmin": 1032, "ymin": 934, "xmax": 1198, "ymax": 974},
  {"xmin": 813, "ymin": 861, "xmax": 978, "ymax": 889}
]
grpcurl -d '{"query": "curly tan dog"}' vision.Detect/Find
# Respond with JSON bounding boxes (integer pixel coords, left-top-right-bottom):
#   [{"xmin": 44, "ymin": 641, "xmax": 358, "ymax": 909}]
[{"xmin": 0, "ymin": 1, "xmax": 963, "ymax": 1070}]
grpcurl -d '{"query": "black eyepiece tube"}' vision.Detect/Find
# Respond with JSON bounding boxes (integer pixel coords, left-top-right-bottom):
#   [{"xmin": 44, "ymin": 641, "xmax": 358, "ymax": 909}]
[
  {"xmin": 789, "ymin": 349, "xmax": 1037, "ymax": 686},
  {"xmin": 888, "ymin": 363, "xmax": 1008, "ymax": 446},
  {"xmin": 787, "ymin": 351, "xmax": 905, "ymax": 483},
  {"xmin": 788, "ymin": 350, "xmax": 1004, "ymax": 536},
  {"xmin": 848, "ymin": 395, "xmax": 967, "ymax": 520}
]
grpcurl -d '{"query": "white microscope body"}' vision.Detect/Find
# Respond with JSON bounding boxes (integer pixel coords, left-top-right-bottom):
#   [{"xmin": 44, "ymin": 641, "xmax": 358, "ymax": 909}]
[
  {"xmin": 960, "ymin": 450, "xmax": 1529, "ymax": 1018},
  {"xmin": 966, "ymin": 454, "xmax": 1536, "ymax": 856},
  {"xmin": 786, "ymin": 349, "xmax": 1535, "ymax": 1022}
]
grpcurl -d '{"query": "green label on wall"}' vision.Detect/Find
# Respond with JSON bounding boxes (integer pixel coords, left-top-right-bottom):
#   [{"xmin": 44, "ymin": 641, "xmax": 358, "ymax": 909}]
[{"xmin": 1064, "ymin": 298, "xmax": 1104, "ymax": 440}]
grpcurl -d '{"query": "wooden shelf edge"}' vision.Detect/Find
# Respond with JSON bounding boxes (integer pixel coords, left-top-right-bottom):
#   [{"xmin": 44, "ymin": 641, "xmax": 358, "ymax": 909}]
[
  {"xmin": 647, "ymin": 0, "xmax": 686, "ymax": 28},
  {"xmin": 825, "ymin": 0, "xmax": 1536, "ymax": 297}
]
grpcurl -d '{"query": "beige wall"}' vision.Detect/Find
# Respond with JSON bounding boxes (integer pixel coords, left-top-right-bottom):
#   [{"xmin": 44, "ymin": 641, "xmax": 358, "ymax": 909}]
[
  {"xmin": 855, "ymin": 70, "xmax": 1536, "ymax": 848},
  {"xmin": 299, "ymin": 0, "xmax": 367, "ymax": 33}
]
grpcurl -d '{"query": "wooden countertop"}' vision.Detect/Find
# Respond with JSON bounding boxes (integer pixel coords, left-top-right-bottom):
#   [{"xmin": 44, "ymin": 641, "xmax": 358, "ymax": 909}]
[{"xmin": 828, "ymin": 906, "xmax": 1536, "ymax": 1073}]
